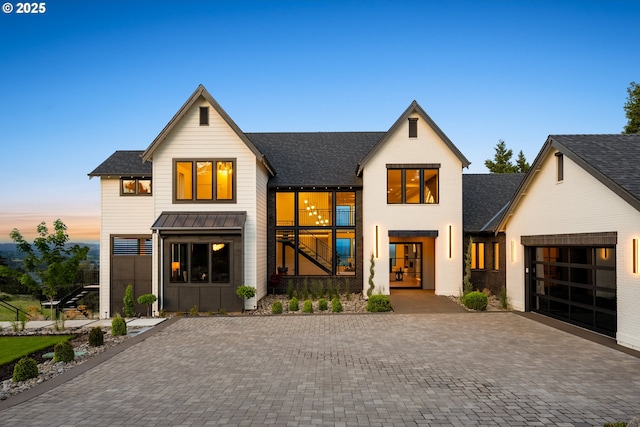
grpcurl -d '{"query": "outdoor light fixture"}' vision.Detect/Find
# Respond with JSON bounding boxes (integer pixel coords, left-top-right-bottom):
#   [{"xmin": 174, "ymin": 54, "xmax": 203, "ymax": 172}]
[
  {"xmin": 375, "ymin": 225, "xmax": 379, "ymax": 259},
  {"xmin": 634, "ymin": 239, "xmax": 638, "ymax": 274},
  {"xmin": 448, "ymin": 225, "xmax": 452, "ymax": 258},
  {"xmin": 511, "ymin": 240, "xmax": 516, "ymax": 263}
]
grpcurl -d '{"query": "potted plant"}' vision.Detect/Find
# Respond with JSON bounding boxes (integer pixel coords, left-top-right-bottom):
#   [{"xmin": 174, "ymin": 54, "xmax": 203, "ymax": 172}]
[{"xmin": 236, "ymin": 285, "xmax": 256, "ymax": 313}]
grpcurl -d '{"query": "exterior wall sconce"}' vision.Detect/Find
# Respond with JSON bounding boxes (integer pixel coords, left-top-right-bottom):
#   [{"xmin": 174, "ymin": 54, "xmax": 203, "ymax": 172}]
[
  {"xmin": 448, "ymin": 225, "xmax": 452, "ymax": 258},
  {"xmin": 634, "ymin": 239, "xmax": 638, "ymax": 274},
  {"xmin": 510, "ymin": 239, "xmax": 516, "ymax": 263},
  {"xmin": 375, "ymin": 225, "xmax": 379, "ymax": 259}
]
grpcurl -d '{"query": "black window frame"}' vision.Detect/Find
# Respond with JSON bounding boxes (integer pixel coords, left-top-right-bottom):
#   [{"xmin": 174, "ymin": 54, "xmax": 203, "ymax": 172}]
[
  {"xmin": 120, "ymin": 178, "xmax": 152, "ymax": 196},
  {"xmin": 555, "ymin": 152, "xmax": 564, "ymax": 182},
  {"xmin": 199, "ymin": 106, "xmax": 209, "ymax": 126},
  {"xmin": 386, "ymin": 164, "xmax": 440, "ymax": 204},
  {"xmin": 173, "ymin": 158, "xmax": 236, "ymax": 203},
  {"xmin": 408, "ymin": 118, "xmax": 418, "ymax": 138}
]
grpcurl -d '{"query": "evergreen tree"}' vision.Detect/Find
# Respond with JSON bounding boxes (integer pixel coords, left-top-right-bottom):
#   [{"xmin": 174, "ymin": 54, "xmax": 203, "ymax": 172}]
[
  {"xmin": 515, "ymin": 150, "xmax": 530, "ymax": 173},
  {"xmin": 484, "ymin": 140, "xmax": 518, "ymax": 173},
  {"xmin": 623, "ymin": 81, "xmax": 640, "ymax": 134}
]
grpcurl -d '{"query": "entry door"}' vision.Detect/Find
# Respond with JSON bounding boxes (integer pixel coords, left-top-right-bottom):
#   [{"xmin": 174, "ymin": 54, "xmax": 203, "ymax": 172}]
[{"xmin": 389, "ymin": 243, "xmax": 422, "ymax": 288}]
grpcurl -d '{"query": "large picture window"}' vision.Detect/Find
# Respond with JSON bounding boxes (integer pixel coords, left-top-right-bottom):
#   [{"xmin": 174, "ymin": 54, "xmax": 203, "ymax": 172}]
[
  {"xmin": 170, "ymin": 241, "xmax": 230, "ymax": 283},
  {"xmin": 275, "ymin": 191, "xmax": 356, "ymax": 276},
  {"xmin": 175, "ymin": 159, "xmax": 235, "ymax": 202},
  {"xmin": 387, "ymin": 166, "xmax": 439, "ymax": 204}
]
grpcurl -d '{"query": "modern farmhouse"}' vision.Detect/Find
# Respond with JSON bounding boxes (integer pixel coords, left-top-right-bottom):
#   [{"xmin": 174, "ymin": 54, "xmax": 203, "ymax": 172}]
[{"xmin": 89, "ymin": 85, "xmax": 640, "ymax": 351}]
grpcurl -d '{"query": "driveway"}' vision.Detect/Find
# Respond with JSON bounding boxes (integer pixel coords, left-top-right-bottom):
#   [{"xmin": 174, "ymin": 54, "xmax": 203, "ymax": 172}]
[{"xmin": 1, "ymin": 313, "xmax": 639, "ymax": 426}]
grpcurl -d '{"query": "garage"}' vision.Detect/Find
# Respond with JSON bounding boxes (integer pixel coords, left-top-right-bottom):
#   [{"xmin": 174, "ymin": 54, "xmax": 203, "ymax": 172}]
[{"xmin": 525, "ymin": 238, "xmax": 617, "ymax": 337}]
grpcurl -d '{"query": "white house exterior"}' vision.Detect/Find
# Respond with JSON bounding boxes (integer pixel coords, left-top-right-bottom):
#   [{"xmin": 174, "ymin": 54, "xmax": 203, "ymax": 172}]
[
  {"xmin": 497, "ymin": 134, "xmax": 640, "ymax": 350},
  {"xmin": 357, "ymin": 102, "xmax": 470, "ymax": 295},
  {"xmin": 89, "ymin": 86, "xmax": 470, "ymax": 317}
]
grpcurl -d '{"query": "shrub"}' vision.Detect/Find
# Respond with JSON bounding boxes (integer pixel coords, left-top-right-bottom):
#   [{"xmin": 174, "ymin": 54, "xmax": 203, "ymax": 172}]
[
  {"xmin": 331, "ymin": 297, "xmax": 343, "ymax": 313},
  {"xmin": 462, "ymin": 291, "xmax": 488, "ymax": 311},
  {"xmin": 289, "ymin": 297, "xmax": 299, "ymax": 311},
  {"xmin": 123, "ymin": 284, "xmax": 135, "ymax": 317},
  {"xmin": 302, "ymin": 299, "xmax": 313, "ymax": 313},
  {"xmin": 137, "ymin": 294, "xmax": 157, "ymax": 316},
  {"xmin": 189, "ymin": 305, "xmax": 199, "ymax": 316},
  {"xmin": 236, "ymin": 285, "xmax": 256, "ymax": 300},
  {"xmin": 499, "ymin": 286, "xmax": 509, "ymax": 309},
  {"xmin": 367, "ymin": 294, "xmax": 392, "ymax": 312},
  {"xmin": 318, "ymin": 298, "xmax": 328, "ymax": 311},
  {"xmin": 271, "ymin": 301, "xmax": 283, "ymax": 314},
  {"xmin": 54, "ymin": 340, "xmax": 75, "ymax": 363},
  {"xmin": 13, "ymin": 357, "xmax": 38, "ymax": 382},
  {"xmin": 286, "ymin": 281, "xmax": 294, "ymax": 299},
  {"xmin": 88, "ymin": 326, "xmax": 104, "ymax": 347},
  {"xmin": 111, "ymin": 315, "xmax": 127, "ymax": 336}
]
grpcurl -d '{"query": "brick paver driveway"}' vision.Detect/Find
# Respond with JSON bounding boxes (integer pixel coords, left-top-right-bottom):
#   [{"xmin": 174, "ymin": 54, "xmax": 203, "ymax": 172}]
[{"xmin": 1, "ymin": 313, "xmax": 639, "ymax": 426}]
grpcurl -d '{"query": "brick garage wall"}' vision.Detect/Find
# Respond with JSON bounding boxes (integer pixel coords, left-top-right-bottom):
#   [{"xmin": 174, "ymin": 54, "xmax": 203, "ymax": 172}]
[{"xmin": 464, "ymin": 232, "xmax": 507, "ymax": 296}]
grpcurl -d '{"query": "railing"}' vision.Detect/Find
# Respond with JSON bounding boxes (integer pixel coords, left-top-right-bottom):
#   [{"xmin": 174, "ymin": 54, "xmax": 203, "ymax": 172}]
[
  {"xmin": 298, "ymin": 230, "xmax": 332, "ymax": 268},
  {"xmin": 0, "ymin": 299, "xmax": 31, "ymax": 322}
]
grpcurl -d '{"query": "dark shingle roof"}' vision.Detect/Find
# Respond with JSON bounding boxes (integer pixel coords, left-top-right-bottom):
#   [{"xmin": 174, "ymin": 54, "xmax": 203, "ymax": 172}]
[
  {"xmin": 463, "ymin": 173, "xmax": 524, "ymax": 232},
  {"xmin": 550, "ymin": 134, "xmax": 640, "ymax": 202},
  {"xmin": 247, "ymin": 132, "xmax": 385, "ymax": 187},
  {"xmin": 88, "ymin": 151, "xmax": 151, "ymax": 177}
]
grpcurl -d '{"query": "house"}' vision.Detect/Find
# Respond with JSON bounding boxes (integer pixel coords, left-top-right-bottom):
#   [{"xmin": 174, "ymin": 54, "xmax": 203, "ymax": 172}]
[
  {"xmin": 463, "ymin": 173, "xmax": 524, "ymax": 295},
  {"xmin": 497, "ymin": 134, "xmax": 640, "ymax": 350},
  {"xmin": 89, "ymin": 85, "xmax": 470, "ymax": 316}
]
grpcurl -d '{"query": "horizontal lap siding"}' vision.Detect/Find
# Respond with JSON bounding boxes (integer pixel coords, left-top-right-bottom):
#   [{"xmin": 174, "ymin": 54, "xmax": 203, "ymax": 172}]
[
  {"xmin": 504, "ymin": 150, "xmax": 640, "ymax": 350},
  {"xmin": 151, "ymin": 100, "xmax": 263, "ymax": 301},
  {"xmin": 99, "ymin": 178, "xmax": 154, "ymax": 317}
]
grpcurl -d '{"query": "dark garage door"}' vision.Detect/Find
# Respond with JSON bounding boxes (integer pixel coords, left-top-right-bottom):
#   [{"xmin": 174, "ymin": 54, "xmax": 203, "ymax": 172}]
[{"xmin": 528, "ymin": 246, "xmax": 616, "ymax": 337}]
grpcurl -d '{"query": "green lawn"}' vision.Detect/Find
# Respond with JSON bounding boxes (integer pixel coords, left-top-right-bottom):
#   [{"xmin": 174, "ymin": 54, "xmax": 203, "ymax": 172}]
[
  {"xmin": 0, "ymin": 335, "xmax": 74, "ymax": 366},
  {"xmin": 0, "ymin": 294, "xmax": 41, "ymax": 321}
]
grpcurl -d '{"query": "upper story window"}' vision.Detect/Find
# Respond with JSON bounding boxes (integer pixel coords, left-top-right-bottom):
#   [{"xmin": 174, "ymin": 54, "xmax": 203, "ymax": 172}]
[
  {"xmin": 408, "ymin": 118, "xmax": 418, "ymax": 138},
  {"xmin": 121, "ymin": 178, "xmax": 152, "ymax": 196},
  {"xmin": 555, "ymin": 152, "xmax": 564, "ymax": 182},
  {"xmin": 174, "ymin": 159, "xmax": 235, "ymax": 202},
  {"xmin": 387, "ymin": 164, "xmax": 439, "ymax": 204},
  {"xmin": 199, "ymin": 107, "xmax": 209, "ymax": 126}
]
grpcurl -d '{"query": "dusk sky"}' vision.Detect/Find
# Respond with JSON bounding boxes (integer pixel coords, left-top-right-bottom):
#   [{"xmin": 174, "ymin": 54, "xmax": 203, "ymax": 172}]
[{"xmin": 1, "ymin": 0, "xmax": 638, "ymax": 243}]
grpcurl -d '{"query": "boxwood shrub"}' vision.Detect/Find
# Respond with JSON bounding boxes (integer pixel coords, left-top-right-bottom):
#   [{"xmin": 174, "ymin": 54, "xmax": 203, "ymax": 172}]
[
  {"xmin": 13, "ymin": 357, "xmax": 39, "ymax": 382},
  {"xmin": 89, "ymin": 326, "xmax": 105, "ymax": 347},
  {"xmin": 302, "ymin": 299, "xmax": 313, "ymax": 313},
  {"xmin": 271, "ymin": 301, "xmax": 283, "ymax": 314},
  {"xmin": 366, "ymin": 294, "xmax": 392, "ymax": 312},
  {"xmin": 331, "ymin": 297, "xmax": 343, "ymax": 313},
  {"xmin": 54, "ymin": 340, "xmax": 75, "ymax": 363},
  {"xmin": 462, "ymin": 291, "xmax": 488, "ymax": 311},
  {"xmin": 318, "ymin": 298, "xmax": 328, "ymax": 311},
  {"xmin": 112, "ymin": 315, "xmax": 127, "ymax": 336},
  {"xmin": 289, "ymin": 297, "xmax": 299, "ymax": 312}
]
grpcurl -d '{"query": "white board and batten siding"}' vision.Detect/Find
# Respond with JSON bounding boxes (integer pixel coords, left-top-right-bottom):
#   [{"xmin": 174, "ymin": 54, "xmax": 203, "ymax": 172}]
[
  {"xmin": 362, "ymin": 113, "xmax": 464, "ymax": 296},
  {"xmin": 149, "ymin": 99, "xmax": 269, "ymax": 308},
  {"xmin": 504, "ymin": 149, "xmax": 640, "ymax": 350},
  {"xmin": 98, "ymin": 177, "xmax": 155, "ymax": 318}
]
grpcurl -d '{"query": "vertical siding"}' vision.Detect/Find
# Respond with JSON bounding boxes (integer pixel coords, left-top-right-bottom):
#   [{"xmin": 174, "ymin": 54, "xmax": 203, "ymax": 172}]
[
  {"xmin": 362, "ymin": 114, "xmax": 464, "ymax": 296},
  {"xmin": 98, "ymin": 178, "xmax": 154, "ymax": 317},
  {"xmin": 504, "ymin": 150, "xmax": 640, "ymax": 350}
]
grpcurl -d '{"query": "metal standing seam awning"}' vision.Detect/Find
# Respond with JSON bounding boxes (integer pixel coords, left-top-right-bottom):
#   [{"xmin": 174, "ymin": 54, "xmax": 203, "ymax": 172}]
[
  {"xmin": 151, "ymin": 211, "xmax": 246, "ymax": 234},
  {"xmin": 388, "ymin": 230, "xmax": 439, "ymax": 237}
]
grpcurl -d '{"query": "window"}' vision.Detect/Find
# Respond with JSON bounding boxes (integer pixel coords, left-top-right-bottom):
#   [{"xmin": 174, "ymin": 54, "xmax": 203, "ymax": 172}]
[
  {"xmin": 175, "ymin": 159, "xmax": 235, "ymax": 202},
  {"xmin": 408, "ymin": 118, "xmax": 418, "ymax": 138},
  {"xmin": 275, "ymin": 191, "xmax": 356, "ymax": 276},
  {"xmin": 493, "ymin": 242, "xmax": 499, "ymax": 270},
  {"xmin": 170, "ymin": 241, "xmax": 230, "ymax": 283},
  {"xmin": 199, "ymin": 107, "xmax": 209, "ymax": 126},
  {"xmin": 555, "ymin": 152, "xmax": 564, "ymax": 182},
  {"xmin": 471, "ymin": 242, "xmax": 485, "ymax": 270},
  {"xmin": 112, "ymin": 237, "xmax": 152, "ymax": 255},
  {"xmin": 387, "ymin": 166, "xmax": 439, "ymax": 204},
  {"xmin": 120, "ymin": 178, "xmax": 152, "ymax": 196}
]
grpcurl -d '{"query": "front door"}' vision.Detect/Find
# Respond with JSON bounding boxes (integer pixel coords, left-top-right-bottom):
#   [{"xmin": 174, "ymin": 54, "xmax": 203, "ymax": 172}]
[{"xmin": 389, "ymin": 242, "xmax": 422, "ymax": 288}]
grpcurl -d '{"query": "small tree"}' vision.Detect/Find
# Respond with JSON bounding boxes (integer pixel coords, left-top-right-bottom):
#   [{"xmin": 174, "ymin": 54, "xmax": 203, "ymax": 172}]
[
  {"xmin": 485, "ymin": 140, "xmax": 529, "ymax": 173},
  {"xmin": 137, "ymin": 294, "xmax": 157, "ymax": 317},
  {"xmin": 463, "ymin": 238, "xmax": 473, "ymax": 296},
  {"xmin": 10, "ymin": 219, "xmax": 89, "ymax": 320},
  {"xmin": 123, "ymin": 284, "xmax": 135, "ymax": 317},
  {"xmin": 623, "ymin": 81, "xmax": 640, "ymax": 134},
  {"xmin": 515, "ymin": 150, "xmax": 530, "ymax": 173},
  {"xmin": 367, "ymin": 252, "xmax": 376, "ymax": 297}
]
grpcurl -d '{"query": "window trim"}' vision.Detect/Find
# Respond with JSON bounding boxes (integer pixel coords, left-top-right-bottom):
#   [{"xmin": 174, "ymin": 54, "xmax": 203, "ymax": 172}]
[
  {"xmin": 173, "ymin": 158, "xmax": 236, "ymax": 203},
  {"xmin": 408, "ymin": 118, "xmax": 418, "ymax": 138},
  {"xmin": 386, "ymin": 164, "xmax": 440, "ymax": 204},
  {"xmin": 120, "ymin": 177, "xmax": 152, "ymax": 196},
  {"xmin": 199, "ymin": 106, "xmax": 209, "ymax": 126},
  {"xmin": 168, "ymin": 240, "xmax": 233, "ymax": 285},
  {"xmin": 555, "ymin": 152, "xmax": 564, "ymax": 182},
  {"xmin": 471, "ymin": 242, "xmax": 485, "ymax": 270}
]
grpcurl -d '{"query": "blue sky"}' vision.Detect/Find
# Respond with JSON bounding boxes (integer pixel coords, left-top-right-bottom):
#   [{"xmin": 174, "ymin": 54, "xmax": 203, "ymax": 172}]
[{"xmin": 1, "ymin": 0, "xmax": 638, "ymax": 242}]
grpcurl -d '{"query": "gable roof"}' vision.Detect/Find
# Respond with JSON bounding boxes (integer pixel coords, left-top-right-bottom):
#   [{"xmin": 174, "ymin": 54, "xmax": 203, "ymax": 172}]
[
  {"xmin": 463, "ymin": 173, "xmax": 525, "ymax": 233},
  {"xmin": 88, "ymin": 150, "xmax": 151, "ymax": 177},
  {"xmin": 247, "ymin": 132, "xmax": 384, "ymax": 188},
  {"xmin": 356, "ymin": 101, "xmax": 470, "ymax": 175},
  {"xmin": 497, "ymin": 134, "xmax": 640, "ymax": 232},
  {"xmin": 141, "ymin": 84, "xmax": 275, "ymax": 176}
]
